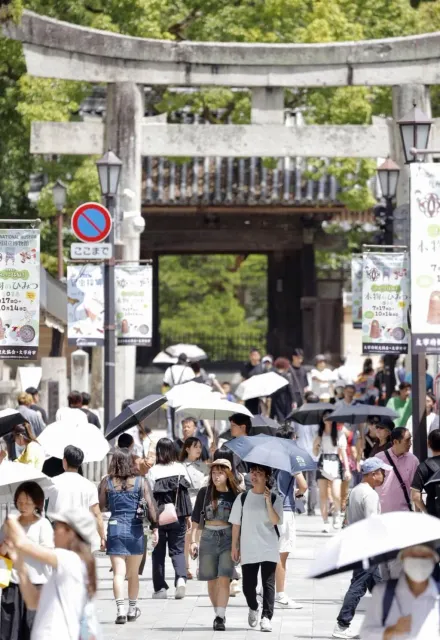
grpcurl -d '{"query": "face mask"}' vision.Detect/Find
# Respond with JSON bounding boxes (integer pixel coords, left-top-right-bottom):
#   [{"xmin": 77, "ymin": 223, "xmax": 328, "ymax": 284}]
[{"xmin": 403, "ymin": 557, "xmax": 435, "ymax": 582}]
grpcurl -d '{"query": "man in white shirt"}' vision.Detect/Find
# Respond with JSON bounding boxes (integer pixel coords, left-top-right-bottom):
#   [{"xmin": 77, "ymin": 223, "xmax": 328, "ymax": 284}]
[
  {"xmin": 361, "ymin": 545, "xmax": 440, "ymax": 640},
  {"xmin": 163, "ymin": 353, "xmax": 195, "ymax": 439},
  {"xmin": 55, "ymin": 391, "xmax": 88, "ymax": 427},
  {"xmin": 310, "ymin": 355, "xmax": 336, "ymax": 398},
  {"xmin": 45, "ymin": 445, "xmax": 105, "ymax": 550},
  {"xmin": 332, "ymin": 457, "xmax": 392, "ymax": 639}
]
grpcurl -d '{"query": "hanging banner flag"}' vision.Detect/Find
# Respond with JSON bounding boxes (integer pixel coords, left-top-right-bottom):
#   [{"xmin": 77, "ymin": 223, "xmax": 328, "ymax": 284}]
[
  {"xmin": 410, "ymin": 163, "xmax": 440, "ymax": 353},
  {"xmin": 351, "ymin": 255, "xmax": 363, "ymax": 329},
  {"xmin": 0, "ymin": 229, "xmax": 40, "ymax": 360},
  {"xmin": 67, "ymin": 264, "xmax": 104, "ymax": 347},
  {"xmin": 115, "ymin": 264, "xmax": 153, "ymax": 346},
  {"xmin": 362, "ymin": 252, "xmax": 409, "ymax": 355}
]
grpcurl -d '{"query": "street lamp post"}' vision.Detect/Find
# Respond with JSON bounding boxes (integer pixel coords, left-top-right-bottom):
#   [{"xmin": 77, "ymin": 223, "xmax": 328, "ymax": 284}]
[
  {"xmin": 376, "ymin": 158, "xmax": 401, "ymax": 402},
  {"xmin": 397, "ymin": 106, "xmax": 434, "ymax": 461},
  {"xmin": 52, "ymin": 180, "xmax": 67, "ymax": 280},
  {"xmin": 96, "ymin": 151, "xmax": 122, "ymax": 428}
]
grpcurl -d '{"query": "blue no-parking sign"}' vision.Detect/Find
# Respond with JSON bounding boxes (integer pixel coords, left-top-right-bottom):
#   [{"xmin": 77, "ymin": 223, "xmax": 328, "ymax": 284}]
[{"xmin": 71, "ymin": 202, "xmax": 112, "ymax": 243}]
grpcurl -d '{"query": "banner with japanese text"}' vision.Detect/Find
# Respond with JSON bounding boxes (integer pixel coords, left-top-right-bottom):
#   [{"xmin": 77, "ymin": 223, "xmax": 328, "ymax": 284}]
[
  {"xmin": 362, "ymin": 252, "xmax": 409, "ymax": 355},
  {"xmin": 351, "ymin": 255, "xmax": 363, "ymax": 329},
  {"xmin": 0, "ymin": 229, "xmax": 40, "ymax": 360},
  {"xmin": 115, "ymin": 264, "xmax": 153, "ymax": 346},
  {"xmin": 410, "ymin": 163, "xmax": 440, "ymax": 353},
  {"xmin": 67, "ymin": 264, "xmax": 104, "ymax": 347}
]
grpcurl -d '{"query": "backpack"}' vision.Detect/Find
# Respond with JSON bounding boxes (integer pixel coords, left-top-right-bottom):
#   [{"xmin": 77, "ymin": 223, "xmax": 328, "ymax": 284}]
[
  {"xmin": 240, "ymin": 491, "xmax": 280, "ymax": 539},
  {"xmin": 424, "ymin": 459, "xmax": 440, "ymax": 519},
  {"xmin": 382, "ymin": 579, "xmax": 440, "ymax": 626}
]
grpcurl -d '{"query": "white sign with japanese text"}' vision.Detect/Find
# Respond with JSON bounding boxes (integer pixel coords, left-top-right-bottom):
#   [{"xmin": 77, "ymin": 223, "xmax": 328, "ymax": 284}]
[
  {"xmin": 67, "ymin": 264, "xmax": 104, "ymax": 347},
  {"xmin": 0, "ymin": 229, "xmax": 40, "ymax": 360},
  {"xmin": 70, "ymin": 243, "xmax": 112, "ymax": 260},
  {"xmin": 351, "ymin": 255, "xmax": 363, "ymax": 329},
  {"xmin": 362, "ymin": 252, "xmax": 409, "ymax": 355},
  {"xmin": 115, "ymin": 264, "xmax": 153, "ymax": 346},
  {"xmin": 411, "ymin": 163, "xmax": 440, "ymax": 353}
]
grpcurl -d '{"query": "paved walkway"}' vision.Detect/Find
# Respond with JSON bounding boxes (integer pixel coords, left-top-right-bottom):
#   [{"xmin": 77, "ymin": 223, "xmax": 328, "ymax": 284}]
[{"xmin": 97, "ymin": 515, "xmax": 366, "ymax": 640}]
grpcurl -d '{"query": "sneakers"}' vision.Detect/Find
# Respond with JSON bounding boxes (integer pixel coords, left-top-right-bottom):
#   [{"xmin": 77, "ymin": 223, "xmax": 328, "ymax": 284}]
[
  {"xmin": 230, "ymin": 579, "xmax": 241, "ymax": 597},
  {"xmin": 115, "ymin": 614, "xmax": 126, "ymax": 624},
  {"xmin": 213, "ymin": 616, "xmax": 226, "ymax": 631},
  {"xmin": 332, "ymin": 623, "xmax": 360, "ymax": 639},
  {"xmin": 275, "ymin": 595, "xmax": 303, "ymax": 609},
  {"xmin": 152, "ymin": 588, "xmax": 168, "ymax": 599},
  {"xmin": 175, "ymin": 577, "xmax": 186, "ymax": 599},
  {"xmin": 333, "ymin": 514, "xmax": 341, "ymax": 530},
  {"xmin": 248, "ymin": 608, "xmax": 259, "ymax": 628},
  {"xmin": 260, "ymin": 617, "xmax": 272, "ymax": 632},
  {"xmin": 322, "ymin": 521, "xmax": 330, "ymax": 533},
  {"xmin": 127, "ymin": 607, "xmax": 141, "ymax": 622}
]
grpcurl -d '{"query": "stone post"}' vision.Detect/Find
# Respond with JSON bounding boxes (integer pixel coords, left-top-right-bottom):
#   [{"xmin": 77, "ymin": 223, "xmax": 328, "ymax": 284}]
[
  {"xmin": 105, "ymin": 82, "xmax": 144, "ymax": 411},
  {"xmin": 71, "ymin": 349, "xmax": 89, "ymax": 393},
  {"xmin": 40, "ymin": 357, "xmax": 68, "ymax": 423}
]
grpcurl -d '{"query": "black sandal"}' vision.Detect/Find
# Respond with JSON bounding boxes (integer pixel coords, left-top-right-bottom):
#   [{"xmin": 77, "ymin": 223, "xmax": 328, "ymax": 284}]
[{"xmin": 127, "ymin": 607, "xmax": 141, "ymax": 622}]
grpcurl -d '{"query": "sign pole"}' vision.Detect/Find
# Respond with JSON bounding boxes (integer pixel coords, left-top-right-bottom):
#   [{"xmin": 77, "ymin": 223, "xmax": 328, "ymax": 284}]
[
  {"xmin": 412, "ymin": 351, "xmax": 427, "ymax": 460},
  {"xmin": 104, "ymin": 195, "xmax": 116, "ymax": 427}
]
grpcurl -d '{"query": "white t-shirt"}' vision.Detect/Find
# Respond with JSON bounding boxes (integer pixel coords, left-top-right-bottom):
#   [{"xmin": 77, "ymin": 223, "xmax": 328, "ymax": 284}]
[
  {"xmin": 45, "ymin": 471, "xmax": 99, "ymax": 513},
  {"xmin": 163, "ymin": 365, "xmax": 195, "ymax": 388},
  {"xmin": 406, "ymin": 413, "xmax": 439, "ymax": 457},
  {"xmin": 229, "ymin": 490, "xmax": 284, "ymax": 565},
  {"xmin": 0, "ymin": 518, "xmax": 54, "ymax": 584},
  {"xmin": 147, "ymin": 461, "xmax": 191, "ymax": 490},
  {"xmin": 31, "ymin": 549, "xmax": 87, "ymax": 640},
  {"xmin": 294, "ymin": 422, "xmax": 319, "ymax": 460},
  {"xmin": 55, "ymin": 407, "xmax": 88, "ymax": 427},
  {"xmin": 310, "ymin": 367, "xmax": 336, "ymax": 397},
  {"xmin": 319, "ymin": 432, "xmax": 347, "ymax": 455}
]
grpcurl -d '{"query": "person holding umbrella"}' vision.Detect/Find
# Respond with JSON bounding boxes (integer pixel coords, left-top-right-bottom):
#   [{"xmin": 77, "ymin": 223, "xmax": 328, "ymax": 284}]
[
  {"xmin": 332, "ymin": 457, "xmax": 391, "ymax": 639},
  {"xmin": 313, "ymin": 415, "xmax": 351, "ymax": 533},
  {"xmin": 360, "ymin": 544, "xmax": 440, "ymax": 639}
]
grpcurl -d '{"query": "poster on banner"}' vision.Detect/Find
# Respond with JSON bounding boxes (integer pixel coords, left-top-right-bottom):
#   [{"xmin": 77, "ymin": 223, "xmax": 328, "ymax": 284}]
[
  {"xmin": 0, "ymin": 229, "xmax": 40, "ymax": 360},
  {"xmin": 410, "ymin": 163, "xmax": 440, "ymax": 353},
  {"xmin": 351, "ymin": 255, "xmax": 363, "ymax": 329},
  {"xmin": 115, "ymin": 265, "xmax": 153, "ymax": 346},
  {"xmin": 67, "ymin": 264, "xmax": 104, "ymax": 347},
  {"xmin": 362, "ymin": 252, "xmax": 409, "ymax": 355}
]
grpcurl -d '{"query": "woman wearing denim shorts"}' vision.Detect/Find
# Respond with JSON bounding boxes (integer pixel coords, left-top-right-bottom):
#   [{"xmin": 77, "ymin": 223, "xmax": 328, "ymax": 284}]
[{"xmin": 191, "ymin": 459, "xmax": 241, "ymax": 631}]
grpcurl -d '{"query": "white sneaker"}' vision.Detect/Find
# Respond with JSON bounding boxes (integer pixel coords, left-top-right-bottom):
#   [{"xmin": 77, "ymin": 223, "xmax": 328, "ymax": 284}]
[
  {"xmin": 230, "ymin": 580, "xmax": 241, "ymax": 597},
  {"xmin": 275, "ymin": 595, "xmax": 303, "ymax": 609},
  {"xmin": 322, "ymin": 521, "xmax": 330, "ymax": 533},
  {"xmin": 332, "ymin": 623, "xmax": 360, "ymax": 638},
  {"xmin": 175, "ymin": 578, "xmax": 186, "ymax": 599},
  {"xmin": 248, "ymin": 608, "xmax": 259, "ymax": 628},
  {"xmin": 333, "ymin": 515, "xmax": 341, "ymax": 530},
  {"xmin": 260, "ymin": 617, "xmax": 272, "ymax": 632},
  {"xmin": 152, "ymin": 588, "xmax": 167, "ymax": 599}
]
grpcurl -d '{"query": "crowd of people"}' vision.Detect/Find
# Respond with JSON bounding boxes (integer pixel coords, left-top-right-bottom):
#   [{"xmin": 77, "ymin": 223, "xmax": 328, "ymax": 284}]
[{"xmin": 0, "ymin": 348, "xmax": 439, "ymax": 639}]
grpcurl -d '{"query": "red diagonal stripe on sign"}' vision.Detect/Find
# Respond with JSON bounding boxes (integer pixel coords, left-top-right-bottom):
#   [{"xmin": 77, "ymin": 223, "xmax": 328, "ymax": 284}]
[{"xmin": 81, "ymin": 211, "xmax": 102, "ymax": 234}]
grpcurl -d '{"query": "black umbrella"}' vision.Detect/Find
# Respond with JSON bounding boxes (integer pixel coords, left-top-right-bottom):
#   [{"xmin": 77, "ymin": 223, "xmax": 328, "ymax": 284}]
[
  {"xmin": 286, "ymin": 403, "xmax": 335, "ymax": 425},
  {"xmin": 221, "ymin": 415, "xmax": 279, "ymax": 441},
  {"xmin": 326, "ymin": 404, "xmax": 398, "ymax": 425},
  {"xmin": 105, "ymin": 394, "xmax": 167, "ymax": 441},
  {"xmin": 0, "ymin": 409, "xmax": 24, "ymax": 438}
]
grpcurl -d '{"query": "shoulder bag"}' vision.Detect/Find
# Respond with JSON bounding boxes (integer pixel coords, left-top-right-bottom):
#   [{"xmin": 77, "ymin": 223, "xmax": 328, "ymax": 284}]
[
  {"xmin": 158, "ymin": 475, "xmax": 180, "ymax": 526},
  {"xmin": 384, "ymin": 450, "xmax": 413, "ymax": 511}
]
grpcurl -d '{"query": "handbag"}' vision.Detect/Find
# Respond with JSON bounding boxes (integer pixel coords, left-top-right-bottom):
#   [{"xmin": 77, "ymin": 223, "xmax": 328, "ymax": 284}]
[
  {"xmin": 137, "ymin": 478, "xmax": 155, "ymax": 525},
  {"xmin": 0, "ymin": 554, "xmax": 13, "ymax": 588},
  {"xmin": 158, "ymin": 475, "xmax": 180, "ymax": 526}
]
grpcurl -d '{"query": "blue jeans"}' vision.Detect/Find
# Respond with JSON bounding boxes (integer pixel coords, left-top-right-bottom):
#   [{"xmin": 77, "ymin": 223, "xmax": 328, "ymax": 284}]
[
  {"xmin": 337, "ymin": 566, "xmax": 382, "ymax": 628},
  {"xmin": 152, "ymin": 517, "xmax": 187, "ymax": 592}
]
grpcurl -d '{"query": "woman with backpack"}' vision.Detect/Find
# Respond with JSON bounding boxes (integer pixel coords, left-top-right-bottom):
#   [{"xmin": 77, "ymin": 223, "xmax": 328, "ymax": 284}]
[
  {"xmin": 229, "ymin": 463, "xmax": 283, "ymax": 633},
  {"xmin": 191, "ymin": 458, "xmax": 241, "ymax": 630}
]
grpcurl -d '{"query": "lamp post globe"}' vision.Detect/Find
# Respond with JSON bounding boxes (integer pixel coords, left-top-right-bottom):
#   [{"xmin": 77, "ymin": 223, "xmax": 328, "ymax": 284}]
[
  {"xmin": 96, "ymin": 150, "xmax": 122, "ymax": 197},
  {"xmin": 397, "ymin": 104, "xmax": 433, "ymax": 164},
  {"xmin": 52, "ymin": 179, "xmax": 67, "ymax": 212},
  {"xmin": 377, "ymin": 157, "xmax": 400, "ymax": 200}
]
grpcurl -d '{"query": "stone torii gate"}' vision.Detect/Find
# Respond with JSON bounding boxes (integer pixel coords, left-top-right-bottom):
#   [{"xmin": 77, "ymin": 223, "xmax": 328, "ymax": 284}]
[{"xmin": 3, "ymin": 10, "xmax": 440, "ymax": 409}]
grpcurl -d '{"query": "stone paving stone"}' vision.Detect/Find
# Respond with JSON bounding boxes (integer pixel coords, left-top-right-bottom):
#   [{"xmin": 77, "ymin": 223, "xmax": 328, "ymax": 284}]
[{"xmin": 98, "ymin": 515, "xmax": 367, "ymax": 639}]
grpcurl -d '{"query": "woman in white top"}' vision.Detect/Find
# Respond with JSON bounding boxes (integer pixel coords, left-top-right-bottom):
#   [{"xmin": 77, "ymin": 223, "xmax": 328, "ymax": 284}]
[
  {"xmin": 4, "ymin": 508, "xmax": 97, "ymax": 640},
  {"xmin": 147, "ymin": 438, "xmax": 193, "ymax": 599},
  {"xmin": 313, "ymin": 415, "xmax": 350, "ymax": 533},
  {"xmin": 179, "ymin": 436, "xmax": 209, "ymax": 578},
  {"xmin": 0, "ymin": 481, "xmax": 53, "ymax": 640}
]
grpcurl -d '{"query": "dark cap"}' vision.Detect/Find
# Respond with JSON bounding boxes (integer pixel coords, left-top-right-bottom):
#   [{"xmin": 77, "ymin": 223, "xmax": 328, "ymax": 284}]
[
  {"xmin": 177, "ymin": 353, "xmax": 188, "ymax": 363},
  {"xmin": 25, "ymin": 387, "xmax": 38, "ymax": 396},
  {"xmin": 370, "ymin": 416, "xmax": 395, "ymax": 431}
]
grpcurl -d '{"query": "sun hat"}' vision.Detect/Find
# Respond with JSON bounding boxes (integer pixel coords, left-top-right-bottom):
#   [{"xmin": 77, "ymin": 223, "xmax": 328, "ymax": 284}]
[
  {"xmin": 48, "ymin": 509, "xmax": 96, "ymax": 545},
  {"xmin": 361, "ymin": 457, "xmax": 392, "ymax": 475},
  {"xmin": 209, "ymin": 458, "xmax": 232, "ymax": 471}
]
